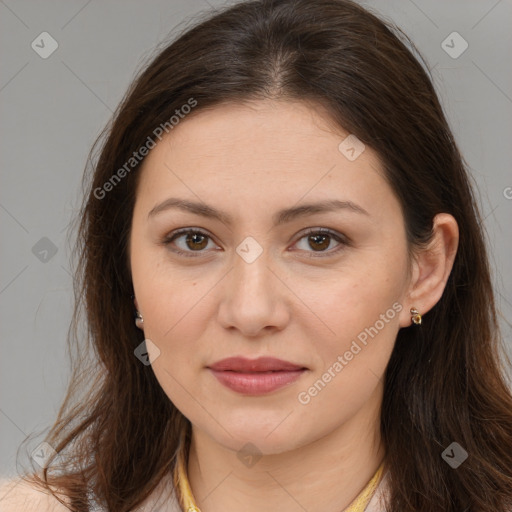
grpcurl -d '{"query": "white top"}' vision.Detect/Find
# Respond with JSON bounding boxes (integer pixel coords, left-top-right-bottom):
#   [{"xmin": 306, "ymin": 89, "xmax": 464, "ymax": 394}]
[{"xmin": 0, "ymin": 470, "xmax": 390, "ymax": 511}]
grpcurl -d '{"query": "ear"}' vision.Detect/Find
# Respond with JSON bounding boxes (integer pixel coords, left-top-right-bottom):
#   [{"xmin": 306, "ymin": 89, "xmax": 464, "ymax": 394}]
[
  {"xmin": 399, "ymin": 213, "xmax": 459, "ymax": 327},
  {"xmin": 134, "ymin": 296, "xmax": 139, "ymax": 311}
]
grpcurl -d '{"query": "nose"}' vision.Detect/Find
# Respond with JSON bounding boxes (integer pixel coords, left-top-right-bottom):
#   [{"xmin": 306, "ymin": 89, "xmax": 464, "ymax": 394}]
[{"xmin": 216, "ymin": 246, "xmax": 291, "ymax": 337}]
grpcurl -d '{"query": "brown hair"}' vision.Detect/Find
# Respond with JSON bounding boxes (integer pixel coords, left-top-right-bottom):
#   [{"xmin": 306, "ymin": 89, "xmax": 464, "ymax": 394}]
[{"xmin": 17, "ymin": 0, "xmax": 512, "ymax": 510}]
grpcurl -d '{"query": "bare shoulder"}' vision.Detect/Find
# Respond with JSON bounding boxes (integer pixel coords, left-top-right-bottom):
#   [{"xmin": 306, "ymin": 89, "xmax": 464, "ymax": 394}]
[{"xmin": 0, "ymin": 476, "xmax": 71, "ymax": 512}]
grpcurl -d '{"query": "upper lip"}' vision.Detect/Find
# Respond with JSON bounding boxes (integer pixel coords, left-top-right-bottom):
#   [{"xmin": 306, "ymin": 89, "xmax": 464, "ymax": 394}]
[{"xmin": 208, "ymin": 357, "xmax": 306, "ymax": 372}]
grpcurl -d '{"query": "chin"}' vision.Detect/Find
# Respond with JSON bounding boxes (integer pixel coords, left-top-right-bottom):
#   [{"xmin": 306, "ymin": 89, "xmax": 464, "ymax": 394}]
[{"xmin": 209, "ymin": 421, "xmax": 307, "ymax": 456}]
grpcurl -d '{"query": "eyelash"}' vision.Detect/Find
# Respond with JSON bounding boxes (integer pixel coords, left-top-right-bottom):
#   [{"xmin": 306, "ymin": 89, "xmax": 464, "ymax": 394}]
[{"xmin": 160, "ymin": 227, "xmax": 350, "ymax": 259}]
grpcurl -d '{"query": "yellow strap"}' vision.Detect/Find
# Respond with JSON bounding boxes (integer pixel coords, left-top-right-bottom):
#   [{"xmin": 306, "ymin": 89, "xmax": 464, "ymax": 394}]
[
  {"xmin": 343, "ymin": 462, "xmax": 384, "ymax": 511},
  {"xmin": 174, "ymin": 436, "xmax": 384, "ymax": 512},
  {"xmin": 173, "ymin": 432, "xmax": 200, "ymax": 512}
]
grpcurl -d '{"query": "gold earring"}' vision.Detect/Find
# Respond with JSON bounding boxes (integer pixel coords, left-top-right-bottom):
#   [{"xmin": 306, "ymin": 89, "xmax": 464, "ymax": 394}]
[
  {"xmin": 410, "ymin": 308, "xmax": 422, "ymax": 325},
  {"xmin": 135, "ymin": 311, "xmax": 144, "ymax": 328}
]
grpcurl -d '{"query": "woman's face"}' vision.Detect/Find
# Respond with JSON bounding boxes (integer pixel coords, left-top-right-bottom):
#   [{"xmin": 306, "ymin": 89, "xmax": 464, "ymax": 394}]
[{"xmin": 130, "ymin": 99, "xmax": 414, "ymax": 454}]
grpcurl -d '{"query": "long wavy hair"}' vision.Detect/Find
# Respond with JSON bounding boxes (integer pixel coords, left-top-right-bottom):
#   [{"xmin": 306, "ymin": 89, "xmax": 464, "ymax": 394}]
[{"xmin": 17, "ymin": 0, "xmax": 512, "ymax": 510}]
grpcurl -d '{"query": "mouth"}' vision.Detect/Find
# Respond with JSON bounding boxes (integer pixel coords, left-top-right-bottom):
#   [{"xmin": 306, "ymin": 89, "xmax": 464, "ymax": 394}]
[{"xmin": 207, "ymin": 356, "xmax": 307, "ymax": 395}]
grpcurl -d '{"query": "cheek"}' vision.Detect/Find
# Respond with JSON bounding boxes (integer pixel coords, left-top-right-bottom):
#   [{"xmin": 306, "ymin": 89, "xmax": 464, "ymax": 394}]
[
  {"xmin": 134, "ymin": 265, "xmax": 220, "ymax": 384},
  {"xmin": 131, "ymin": 241, "xmax": 210, "ymax": 335},
  {"xmin": 298, "ymin": 257, "xmax": 406, "ymax": 367},
  {"xmin": 141, "ymin": 288, "xmax": 210, "ymax": 415},
  {"xmin": 328, "ymin": 280, "xmax": 400, "ymax": 334},
  {"xmin": 294, "ymin": 277, "xmax": 401, "ymax": 420},
  {"xmin": 139, "ymin": 284, "xmax": 210, "ymax": 365}
]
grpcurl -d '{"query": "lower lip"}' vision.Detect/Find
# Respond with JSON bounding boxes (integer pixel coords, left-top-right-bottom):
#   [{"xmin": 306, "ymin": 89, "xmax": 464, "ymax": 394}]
[{"xmin": 209, "ymin": 369, "xmax": 306, "ymax": 395}]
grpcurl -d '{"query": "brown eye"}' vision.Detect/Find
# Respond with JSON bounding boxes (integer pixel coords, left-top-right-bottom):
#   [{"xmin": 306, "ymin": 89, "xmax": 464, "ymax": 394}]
[
  {"xmin": 184, "ymin": 232, "xmax": 208, "ymax": 250},
  {"xmin": 163, "ymin": 228, "xmax": 217, "ymax": 257},
  {"xmin": 293, "ymin": 228, "xmax": 348, "ymax": 257},
  {"xmin": 162, "ymin": 227, "xmax": 348, "ymax": 259},
  {"xmin": 307, "ymin": 233, "xmax": 331, "ymax": 251}
]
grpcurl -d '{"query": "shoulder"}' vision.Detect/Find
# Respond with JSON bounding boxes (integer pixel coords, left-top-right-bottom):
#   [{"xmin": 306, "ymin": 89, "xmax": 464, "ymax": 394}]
[
  {"xmin": 0, "ymin": 473, "xmax": 183, "ymax": 512},
  {"xmin": 136, "ymin": 473, "xmax": 182, "ymax": 512},
  {"xmin": 0, "ymin": 476, "xmax": 71, "ymax": 512},
  {"xmin": 364, "ymin": 470, "xmax": 512, "ymax": 512}
]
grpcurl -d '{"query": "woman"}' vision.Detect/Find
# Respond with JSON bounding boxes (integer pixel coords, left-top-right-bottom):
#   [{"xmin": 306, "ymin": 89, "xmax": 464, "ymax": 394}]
[{"xmin": 1, "ymin": 0, "xmax": 511, "ymax": 510}]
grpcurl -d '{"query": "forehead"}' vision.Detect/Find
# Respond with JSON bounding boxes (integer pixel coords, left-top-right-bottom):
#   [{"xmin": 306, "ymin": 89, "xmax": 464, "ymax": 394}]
[
  {"xmin": 136, "ymin": 99, "xmax": 393, "ymax": 218},
  {"xmin": 153, "ymin": 99, "xmax": 368, "ymax": 167}
]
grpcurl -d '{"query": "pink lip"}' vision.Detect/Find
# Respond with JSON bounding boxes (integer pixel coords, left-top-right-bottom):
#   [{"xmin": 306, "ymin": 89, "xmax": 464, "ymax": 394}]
[
  {"xmin": 207, "ymin": 357, "xmax": 307, "ymax": 395},
  {"xmin": 208, "ymin": 356, "xmax": 305, "ymax": 372}
]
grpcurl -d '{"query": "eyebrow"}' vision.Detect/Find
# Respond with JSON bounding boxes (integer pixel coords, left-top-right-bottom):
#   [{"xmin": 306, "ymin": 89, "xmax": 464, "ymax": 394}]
[{"xmin": 147, "ymin": 197, "xmax": 369, "ymax": 226}]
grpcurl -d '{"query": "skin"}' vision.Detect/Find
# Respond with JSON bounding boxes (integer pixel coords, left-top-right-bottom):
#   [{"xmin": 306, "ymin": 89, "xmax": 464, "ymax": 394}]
[{"xmin": 129, "ymin": 99, "xmax": 459, "ymax": 511}]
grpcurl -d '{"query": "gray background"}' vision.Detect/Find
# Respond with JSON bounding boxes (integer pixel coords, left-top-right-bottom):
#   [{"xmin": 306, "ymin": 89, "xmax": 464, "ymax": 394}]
[{"xmin": 1, "ymin": 0, "xmax": 511, "ymax": 478}]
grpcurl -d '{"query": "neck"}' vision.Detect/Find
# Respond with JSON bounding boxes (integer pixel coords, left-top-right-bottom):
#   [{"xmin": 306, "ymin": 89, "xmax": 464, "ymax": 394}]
[{"xmin": 187, "ymin": 383, "xmax": 385, "ymax": 512}]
